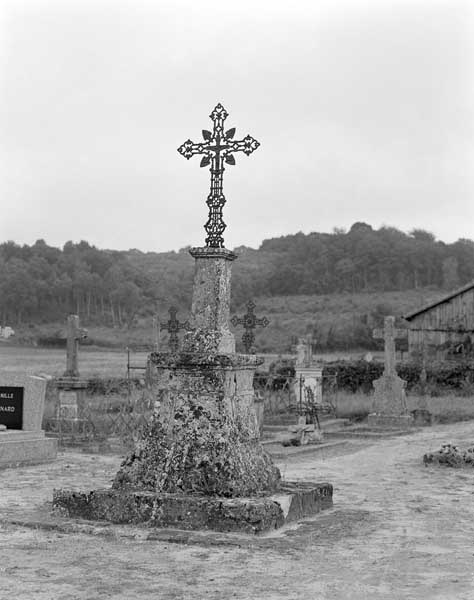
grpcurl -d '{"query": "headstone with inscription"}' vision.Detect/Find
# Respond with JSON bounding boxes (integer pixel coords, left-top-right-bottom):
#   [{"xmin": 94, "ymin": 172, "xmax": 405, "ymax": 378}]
[
  {"xmin": 368, "ymin": 316, "xmax": 413, "ymax": 428},
  {"xmin": 0, "ymin": 373, "xmax": 57, "ymax": 467}
]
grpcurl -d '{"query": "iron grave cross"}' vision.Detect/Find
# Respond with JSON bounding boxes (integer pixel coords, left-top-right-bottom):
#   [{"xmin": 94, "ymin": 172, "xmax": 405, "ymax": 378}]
[
  {"xmin": 231, "ymin": 300, "xmax": 269, "ymax": 353},
  {"xmin": 160, "ymin": 307, "xmax": 190, "ymax": 353},
  {"xmin": 373, "ymin": 316, "xmax": 407, "ymax": 376},
  {"xmin": 177, "ymin": 103, "xmax": 260, "ymax": 248}
]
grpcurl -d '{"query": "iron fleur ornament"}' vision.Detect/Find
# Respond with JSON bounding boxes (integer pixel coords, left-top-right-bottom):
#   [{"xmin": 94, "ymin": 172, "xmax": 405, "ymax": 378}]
[
  {"xmin": 231, "ymin": 300, "xmax": 269, "ymax": 353},
  {"xmin": 177, "ymin": 103, "xmax": 260, "ymax": 248},
  {"xmin": 160, "ymin": 306, "xmax": 190, "ymax": 353}
]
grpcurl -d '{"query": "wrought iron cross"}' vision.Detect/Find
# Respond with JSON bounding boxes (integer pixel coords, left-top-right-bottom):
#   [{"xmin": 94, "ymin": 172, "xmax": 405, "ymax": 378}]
[
  {"xmin": 160, "ymin": 307, "xmax": 190, "ymax": 353},
  {"xmin": 231, "ymin": 300, "xmax": 269, "ymax": 353},
  {"xmin": 373, "ymin": 316, "xmax": 407, "ymax": 376},
  {"xmin": 177, "ymin": 103, "xmax": 260, "ymax": 248}
]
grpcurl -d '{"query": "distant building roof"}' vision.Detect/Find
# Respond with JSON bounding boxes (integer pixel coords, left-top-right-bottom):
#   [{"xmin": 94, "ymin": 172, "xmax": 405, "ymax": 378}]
[{"xmin": 404, "ymin": 280, "xmax": 474, "ymax": 321}]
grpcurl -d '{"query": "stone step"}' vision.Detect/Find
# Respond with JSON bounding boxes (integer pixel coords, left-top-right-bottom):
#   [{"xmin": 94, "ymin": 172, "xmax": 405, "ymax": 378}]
[
  {"xmin": 0, "ymin": 430, "xmax": 46, "ymax": 442},
  {"xmin": 263, "ymin": 417, "xmax": 350, "ymax": 433},
  {"xmin": 319, "ymin": 418, "xmax": 352, "ymax": 431},
  {"xmin": 263, "ymin": 439, "xmax": 349, "ymax": 459},
  {"xmin": 324, "ymin": 428, "xmax": 415, "ymax": 440}
]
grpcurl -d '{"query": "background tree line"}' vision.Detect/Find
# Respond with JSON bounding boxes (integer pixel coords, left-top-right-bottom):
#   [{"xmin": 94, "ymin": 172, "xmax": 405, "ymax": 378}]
[{"xmin": 1, "ymin": 223, "xmax": 473, "ymax": 328}]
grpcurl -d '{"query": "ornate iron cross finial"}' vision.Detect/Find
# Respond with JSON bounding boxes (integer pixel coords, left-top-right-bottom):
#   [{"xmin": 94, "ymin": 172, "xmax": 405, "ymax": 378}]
[
  {"xmin": 177, "ymin": 103, "xmax": 260, "ymax": 248},
  {"xmin": 231, "ymin": 300, "xmax": 269, "ymax": 353},
  {"xmin": 160, "ymin": 307, "xmax": 190, "ymax": 353}
]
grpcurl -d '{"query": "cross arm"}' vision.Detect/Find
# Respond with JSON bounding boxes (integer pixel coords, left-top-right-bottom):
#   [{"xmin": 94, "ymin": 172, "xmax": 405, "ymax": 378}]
[
  {"xmin": 75, "ymin": 327, "xmax": 88, "ymax": 340},
  {"xmin": 230, "ymin": 316, "xmax": 244, "ymax": 327},
  {"xmin": 177, "ymin": 139, "xmax": 211, "ymax": 160},
  {"xmin": 227, "ymin": 135, "xmax": 260, "ymax": 156},
  {"xmin": 256, "ymin": 317, "xmax": 269, "ymax": 328}
]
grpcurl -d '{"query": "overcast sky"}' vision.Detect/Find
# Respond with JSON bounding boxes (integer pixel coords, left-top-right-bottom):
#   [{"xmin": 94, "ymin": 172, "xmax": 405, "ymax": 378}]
[{"xmin": 0, "ymin": 0, "xmax": 473, "ymax": 252}]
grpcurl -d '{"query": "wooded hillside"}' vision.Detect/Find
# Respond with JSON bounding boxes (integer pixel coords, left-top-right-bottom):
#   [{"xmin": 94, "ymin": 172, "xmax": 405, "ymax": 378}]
[{"xmin": 1, "ymin": 223, "xmax": 473, "ymax": 332}]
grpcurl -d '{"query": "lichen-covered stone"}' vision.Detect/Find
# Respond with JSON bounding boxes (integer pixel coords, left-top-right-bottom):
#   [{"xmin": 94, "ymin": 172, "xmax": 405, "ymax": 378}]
[
  {"xmin": 188, "ymin": 246, "xmax": 236, "ymax": 354},
  {"xmin": 52, "ymin": 481, "xmax": 333, "ymax": 533},
  {"xmin": 114, "ymin": 353, "xmax": 280, "ymax": 496}
]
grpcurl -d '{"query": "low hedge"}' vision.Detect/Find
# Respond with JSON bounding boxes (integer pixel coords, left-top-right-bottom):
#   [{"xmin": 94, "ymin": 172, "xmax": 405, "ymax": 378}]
[{"xmin": 322, "ymin": 359, "xmax": 474, "ymax": 394}]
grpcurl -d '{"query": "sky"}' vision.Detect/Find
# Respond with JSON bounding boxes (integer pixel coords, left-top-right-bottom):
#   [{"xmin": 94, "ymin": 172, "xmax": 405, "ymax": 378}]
[{"xmin": 0, "ymin": 0, "xmax": 473, "ymax": 252}]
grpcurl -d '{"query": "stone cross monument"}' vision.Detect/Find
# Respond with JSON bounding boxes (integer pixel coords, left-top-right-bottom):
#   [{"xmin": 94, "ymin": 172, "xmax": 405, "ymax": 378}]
[
  {"xmin": 56, "ymin": 315, "xmax": 88, "ymax": 421},
  {"xmin": 372, "ymin": 316, "xmax": 407, "ymax": 378},
  {"xmin": 64, "ymin": 315, "xmax": 88, "ymax": 378},
  {"xmin": 54, "ymin": 104, "xmax": 333, "ymax": 533},
  {"xmin": 368, "ymin": 316, "xmax": 412, "ymax": 428}
]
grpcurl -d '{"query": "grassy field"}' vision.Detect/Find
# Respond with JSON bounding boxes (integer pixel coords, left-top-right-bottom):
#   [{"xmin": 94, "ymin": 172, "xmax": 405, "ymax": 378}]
[
  {"xmin": 0, "ymin": 344, "xmax": 383, "ymax": 379},
  {"xmin": 0, "ymin": 345, "xmax": 141, "ymax": 378}
]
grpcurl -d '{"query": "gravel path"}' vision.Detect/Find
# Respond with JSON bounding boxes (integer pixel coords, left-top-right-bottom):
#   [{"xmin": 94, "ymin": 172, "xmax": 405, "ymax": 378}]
[{"xmin": 1, "ymin": 422, "xmax": 474, "ymax": 599}]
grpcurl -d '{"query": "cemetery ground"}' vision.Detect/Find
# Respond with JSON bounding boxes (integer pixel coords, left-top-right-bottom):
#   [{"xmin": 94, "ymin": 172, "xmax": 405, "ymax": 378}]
[{"xmin": 2, "ymin": 421, "xmax": 474, "ymax": 599}]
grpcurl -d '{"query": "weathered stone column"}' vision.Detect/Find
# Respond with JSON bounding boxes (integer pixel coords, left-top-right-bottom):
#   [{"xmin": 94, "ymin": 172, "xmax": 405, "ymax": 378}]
[{"xmin": 186, "ymin": 246, "xmax": 236, "ymax": 354}]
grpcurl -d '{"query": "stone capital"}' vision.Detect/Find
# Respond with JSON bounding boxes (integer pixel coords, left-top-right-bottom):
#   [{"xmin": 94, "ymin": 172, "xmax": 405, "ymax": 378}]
[{"xmin": 189, "ymin": 246, "xmax": 237, "ymax": 261}]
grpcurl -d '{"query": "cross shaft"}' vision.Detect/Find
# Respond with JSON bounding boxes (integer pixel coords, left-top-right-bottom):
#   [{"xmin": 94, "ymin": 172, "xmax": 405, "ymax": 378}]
[
  {"xmin": 178, "ymin": 103, "xmax": 260, "ymax": 248},
  {"xmin": 373, "ymin": 316, "xmax": 407, "ymax": 375},
  {"xmin": 64, "ymin": 314, "xmax": 88, "ymax": 378}
]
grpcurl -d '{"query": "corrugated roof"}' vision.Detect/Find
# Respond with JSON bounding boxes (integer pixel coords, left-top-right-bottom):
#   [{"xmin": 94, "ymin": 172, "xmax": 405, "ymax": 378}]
[{"xmin": 404, "ymin": 280, "xmax": 474, "ymax": 321}]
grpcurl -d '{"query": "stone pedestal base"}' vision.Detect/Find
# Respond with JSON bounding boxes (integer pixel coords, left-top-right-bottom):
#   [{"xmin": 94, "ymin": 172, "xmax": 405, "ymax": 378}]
[
  {"xmin": 372, "ymin": 373, "xmax": 407, "ymax": 415},
  {"xmin": 0, "ymin": 430, "xmax": 57, "ymax": 468},
  {"xmin": 367, "ymin": 413, "xmax": 414, "ymax": 429},
  {"xmin": 53, "ymin": 481, "xmax": 333, "ymax": 534},
  {"xmin": 55, "ymin": 378, "xmax": 88, "ymax": 420}
]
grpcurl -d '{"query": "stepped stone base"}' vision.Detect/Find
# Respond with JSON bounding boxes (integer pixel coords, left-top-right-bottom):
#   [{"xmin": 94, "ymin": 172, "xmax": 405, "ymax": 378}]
[
  {"xmin": 0, "ymin": 430, "xmax": 57, "ymax": 468},
  {"xmin": 52, "ymin": 481, "xmax": 333, "ymax": 534},
  {"xmin": 367, "ymin": 413, "xmax": 414, "ymax": 429}
]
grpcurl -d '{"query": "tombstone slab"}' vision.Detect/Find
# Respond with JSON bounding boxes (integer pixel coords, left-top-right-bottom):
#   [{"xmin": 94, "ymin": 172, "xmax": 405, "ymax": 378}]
[{"xmin": 0, "ymin": 373, "xmax": 57, "ymax": 467}]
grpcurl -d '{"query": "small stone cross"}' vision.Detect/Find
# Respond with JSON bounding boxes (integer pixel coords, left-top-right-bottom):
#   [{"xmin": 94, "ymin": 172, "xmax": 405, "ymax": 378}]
[
  {"xmin": 231, "ymin": 300, "xmax": 269, "ymax": 353},
  {"xmin": 373, "ymin": 316, "xmax": 407, "ymax": 376},
  {"xmin": 64, "ymin": 314, "xmax": 88, "ymax": 378},
  {"xmin": 160, "ymin": 307, "xmax": 190, "ymax": 353}
]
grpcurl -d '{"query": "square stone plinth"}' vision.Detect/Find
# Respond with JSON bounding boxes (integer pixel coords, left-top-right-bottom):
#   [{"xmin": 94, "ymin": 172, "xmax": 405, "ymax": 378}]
[
  {"xmin": 52, "ymin": 481, "xmax": 333, "ymax": 534},
  {"xmin": 367, "ymin": 413, "xmax": 414, "ymax": 429},
  {"xmin": 0, "ymin": 430, "xmax": 57, "ymax": 468}
]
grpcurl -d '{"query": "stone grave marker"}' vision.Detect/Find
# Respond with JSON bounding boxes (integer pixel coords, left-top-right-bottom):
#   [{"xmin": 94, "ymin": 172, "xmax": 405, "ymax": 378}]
[
  {"xmin": 55, "ymin": 315, "xmax": 88, "ymax": 422},
  {"xmin": 54, "ymin": 103, "xmax": 333, "ymax": 533},
  {"xmin": 368, "ymin": 316, "xmax": 413, "ymax": 428},
  {"xmin": 0, "ymin": 373, "xmax": 57, "ymax": 467}
]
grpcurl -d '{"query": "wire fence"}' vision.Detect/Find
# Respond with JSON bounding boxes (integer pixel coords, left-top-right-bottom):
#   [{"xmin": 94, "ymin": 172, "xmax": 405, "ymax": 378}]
[
  {"xmin": 44, "ymin": 386, "xmax": 153, "ymax": 452},
  {"xmin": 44, "ymin": 369, "xmax": 338, "ymax": 451}
]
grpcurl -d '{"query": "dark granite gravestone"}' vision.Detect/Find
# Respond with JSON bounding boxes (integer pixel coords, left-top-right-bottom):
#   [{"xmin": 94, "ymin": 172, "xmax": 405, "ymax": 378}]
[
  {"xmin": 0, "ymin": 373, "xmax": 57, "ymax": 467},
  {"xmin": 0, "ymin": 386, "xmax": 24, "ymax": 429}
]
